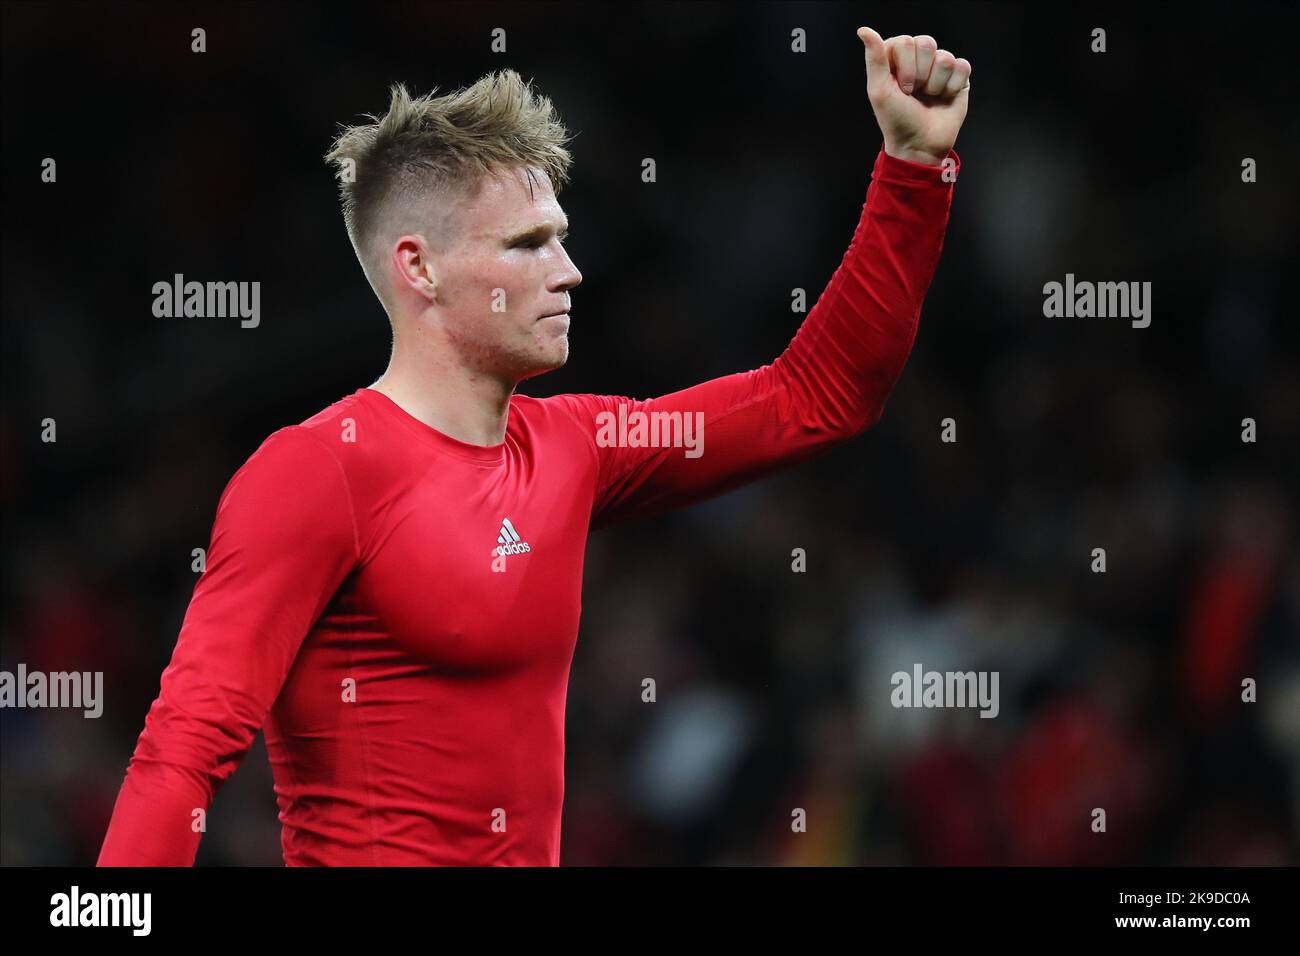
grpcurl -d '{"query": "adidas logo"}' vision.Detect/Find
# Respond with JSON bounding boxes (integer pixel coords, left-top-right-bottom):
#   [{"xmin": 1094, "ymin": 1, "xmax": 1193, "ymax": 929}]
[{"xmin": 494, "ymin": 517, "xmax": 532, "ymax": 556}]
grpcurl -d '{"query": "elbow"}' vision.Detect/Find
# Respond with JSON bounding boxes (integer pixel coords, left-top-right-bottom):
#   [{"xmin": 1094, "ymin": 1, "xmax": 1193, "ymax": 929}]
[
  {"xmin": 836, "ymin": 400, "xmax": 886, "ymax": 441},
  {"xmin": 840, "ymin": 360, "xmax": 909, "ymax": 437},
  {"xmin": 849, "ymin": 401, "xmax": 887, "ymax": 437},
  {"xmin": 801, "ymin": 400, "xmax": 885, "ymax": 449}
]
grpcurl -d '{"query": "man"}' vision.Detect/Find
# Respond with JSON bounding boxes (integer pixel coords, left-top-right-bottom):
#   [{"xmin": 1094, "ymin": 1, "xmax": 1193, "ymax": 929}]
[{"xmin": 98, "ymin": 27, "xmax": 971, "ymax": 866}]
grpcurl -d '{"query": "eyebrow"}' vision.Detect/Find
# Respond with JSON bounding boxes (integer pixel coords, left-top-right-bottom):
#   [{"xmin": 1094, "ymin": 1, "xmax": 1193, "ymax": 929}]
[{"xmin": 503, "ymin": 219, "xmax": 570, "ymax": 244}]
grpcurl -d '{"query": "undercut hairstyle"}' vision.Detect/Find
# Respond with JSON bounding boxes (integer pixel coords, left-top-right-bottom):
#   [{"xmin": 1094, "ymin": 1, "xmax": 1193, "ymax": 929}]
[{"xmin": 323, "ymin": 69, "xmax": 575, "ymax": 303}]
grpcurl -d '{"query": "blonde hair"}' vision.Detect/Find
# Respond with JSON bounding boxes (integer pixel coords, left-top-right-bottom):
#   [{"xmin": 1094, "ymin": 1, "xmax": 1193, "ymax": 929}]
[{"xmin": 324, "ymin": 70, "xmax": 574, "ymax": 292}]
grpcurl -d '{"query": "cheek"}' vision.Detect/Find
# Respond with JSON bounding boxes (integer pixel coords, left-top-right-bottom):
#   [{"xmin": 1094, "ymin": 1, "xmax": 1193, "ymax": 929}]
[
  {"xmin": 444, "ymin": 250, "xmax": 542, "ymax": 334},
  {"xmin": 472, "ymin": 259, "xmax": 533, "ymax": 319}
]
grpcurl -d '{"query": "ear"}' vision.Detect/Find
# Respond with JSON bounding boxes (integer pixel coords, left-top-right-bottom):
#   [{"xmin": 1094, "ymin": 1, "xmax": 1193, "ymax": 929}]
[{"xmin": 391, "ymin": 234, "xmax": 438, "ymax": 302}]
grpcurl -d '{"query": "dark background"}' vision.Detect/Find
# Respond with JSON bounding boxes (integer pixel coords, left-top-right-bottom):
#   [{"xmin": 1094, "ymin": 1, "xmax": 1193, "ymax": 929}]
[{"xmin": 2, "ymin": 0, "xmax": 1297, "ymax": 866}]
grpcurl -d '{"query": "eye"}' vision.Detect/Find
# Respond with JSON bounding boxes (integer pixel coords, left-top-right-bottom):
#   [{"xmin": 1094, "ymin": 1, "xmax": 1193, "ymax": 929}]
[{"xmin": 516, "ymin": 232, "xmax": 569, "ymax": 250}]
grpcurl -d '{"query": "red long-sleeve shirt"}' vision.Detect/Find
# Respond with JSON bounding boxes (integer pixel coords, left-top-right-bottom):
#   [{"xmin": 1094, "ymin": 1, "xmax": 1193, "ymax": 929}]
[{"xmin": 97, "ymin": 147, "xmax": 958, "ymax": 866}]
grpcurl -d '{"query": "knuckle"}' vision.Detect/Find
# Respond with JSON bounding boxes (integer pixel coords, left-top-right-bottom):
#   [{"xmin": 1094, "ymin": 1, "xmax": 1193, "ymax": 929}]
[{"xmin": 916, "ymin": 35, "xmax": 937, "ymax": 51}]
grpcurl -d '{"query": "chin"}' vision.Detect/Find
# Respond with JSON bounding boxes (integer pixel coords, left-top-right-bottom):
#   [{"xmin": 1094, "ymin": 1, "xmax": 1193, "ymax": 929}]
[
  {"xmin": 542, "ymin": 334, "xmax": 569, "ymax": 368},
  {"xmin": 516, "ymin": 343, "xmax": 568, "ymax": 382}
]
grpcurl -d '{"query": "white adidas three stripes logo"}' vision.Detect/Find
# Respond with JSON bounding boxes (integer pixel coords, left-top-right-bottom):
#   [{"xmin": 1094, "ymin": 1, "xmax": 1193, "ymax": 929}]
[{"xmin": 494, "ymin": 517, "xmax": 532, "ymax": 556}]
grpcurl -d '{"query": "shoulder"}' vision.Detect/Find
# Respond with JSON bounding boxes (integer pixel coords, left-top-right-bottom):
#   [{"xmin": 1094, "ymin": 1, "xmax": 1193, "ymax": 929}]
[
  {"xmin": 215, "ymin": 417, "xmax": 359, "ymax": 558},
  {"xmin": 512, "ymin": 391, "xmax": 628, "ymax": 438},
  {"xmin": 227, "ymin": 391, "xmax": 369, "ymax": 500},
  {"xmin": 226, "ymin": 425, "xmax": 348, "ymax": 508},
  {"xmin": 294, "ymin": 390, "xmax": 369, "ymax": 449}
]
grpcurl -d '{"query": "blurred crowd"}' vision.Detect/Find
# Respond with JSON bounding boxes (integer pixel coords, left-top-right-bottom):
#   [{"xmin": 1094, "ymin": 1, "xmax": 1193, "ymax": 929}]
[{"xmin": 2, "ymin": 2, "xmax": 1297, "ymax": 865}]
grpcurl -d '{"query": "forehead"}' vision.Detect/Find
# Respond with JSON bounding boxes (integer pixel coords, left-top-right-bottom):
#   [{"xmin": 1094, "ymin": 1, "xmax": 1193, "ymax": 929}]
[{"xmin": 454, "ymin": 165, "xmax": 565, "ymax": 237}]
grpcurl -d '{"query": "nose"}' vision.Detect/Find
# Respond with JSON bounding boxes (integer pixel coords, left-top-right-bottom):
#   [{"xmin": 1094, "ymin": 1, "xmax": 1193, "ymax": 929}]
[{"xmin": 550, "ymin": 246, "xmax": 582, "ymax": 293}]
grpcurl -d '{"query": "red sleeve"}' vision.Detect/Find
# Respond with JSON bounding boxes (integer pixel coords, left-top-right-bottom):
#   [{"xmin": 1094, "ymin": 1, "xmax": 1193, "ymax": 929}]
[
  {"xmin": 97, "ymin": 426, "xmax": 358, "ymax": 866},
  {"xmin": 552, "ymin": 147, "xmax": 959, "ymax": 530}
]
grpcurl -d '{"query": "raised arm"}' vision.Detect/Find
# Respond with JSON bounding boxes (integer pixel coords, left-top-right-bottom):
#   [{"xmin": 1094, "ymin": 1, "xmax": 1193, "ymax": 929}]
[
  {"xmin": 552, "ymin": 27, "xmax": 971, "ymax": 529},
  {"xmin": 97, "ymin": 427, "xmax": 357, "ymax": 865}
]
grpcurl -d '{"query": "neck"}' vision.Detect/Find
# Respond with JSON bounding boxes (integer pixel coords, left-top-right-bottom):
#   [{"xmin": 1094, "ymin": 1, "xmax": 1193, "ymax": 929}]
[{"xmin": 369, "ymin": 335, "xmax": 514, "ymax": 448}]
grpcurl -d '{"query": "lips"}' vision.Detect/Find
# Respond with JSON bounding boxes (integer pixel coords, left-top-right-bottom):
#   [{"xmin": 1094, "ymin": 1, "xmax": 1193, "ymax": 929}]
[{"xmin": 538, "ymin": 310, "xmax": 570, "ymax": 320}]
